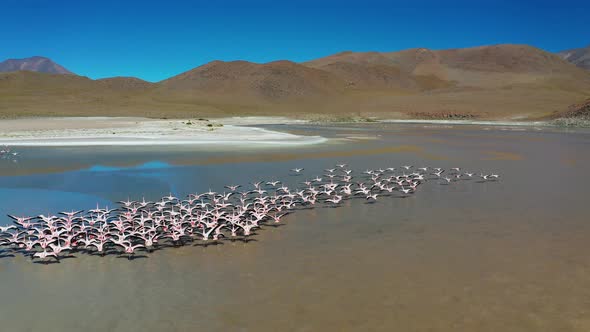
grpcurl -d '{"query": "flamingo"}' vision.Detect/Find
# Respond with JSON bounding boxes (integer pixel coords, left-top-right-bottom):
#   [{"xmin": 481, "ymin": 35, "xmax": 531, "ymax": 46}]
[
  {"xmin": 270, "ymin": 213, "xmax": 287, "ymax": 223},
  {"xmin": 7, "ymin": 215, "xmax": 34, "ymax": 225},
  {"xmin": 224, "ymin": 185, "xmax": 241, "ymax": 191},
  {"xmin": 366, "ymin": 193, "xmax": 378, "ymax": 201},
  {"xmin": 33, "ymin": 249, "xmax": 58, "ymax": 263},
  {"xmin": 432, "ymin": 170, "xmax": 444, "ymax": 177},
  {"xmin": 120, "ymin": 241, "xmax": 145, "ymax": 260},
  {"xmin": 0, "ymin": 225, "xmax": 16, "ymax": 232},
  {"xmin": 399, "ymin": 187, "xmax": 413, "ymax": 195},
  {"xmin": 118, "ymin": 198, "xmax": 135, "ymax": 208},
  {"xmin": 49, "ymin": 243, "xmax": 72, "ymax": 258},
  {"xmin": 326, "ymin": 195, "xmax": 343, "ymax": 205}
]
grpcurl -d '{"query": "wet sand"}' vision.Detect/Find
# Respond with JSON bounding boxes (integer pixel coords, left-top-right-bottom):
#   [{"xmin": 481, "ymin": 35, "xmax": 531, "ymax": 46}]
[{"xmin": 1, "ymin": 123, "xmax": 590, "ymax": 332}]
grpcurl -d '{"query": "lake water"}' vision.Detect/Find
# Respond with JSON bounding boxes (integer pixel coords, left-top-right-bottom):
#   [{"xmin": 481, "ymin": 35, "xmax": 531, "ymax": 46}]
[{"xmin": 1, "ymin": 123, "xmax": 589, "ymax": 332}]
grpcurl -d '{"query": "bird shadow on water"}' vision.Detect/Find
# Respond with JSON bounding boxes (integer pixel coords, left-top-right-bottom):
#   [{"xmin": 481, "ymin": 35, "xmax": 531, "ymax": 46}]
[
  {"xmin": 160, "ymin": 242, "xmax": 186, "ymax": 249},
  {"xmin": 225, "ymin": 237, "xmax": 257, "ymax": 243},
  {"xmin": 33, "ymin": 259, "xmax": 60, "ymax": 265},
  {"xmin": 59, "ymin": 254, "xmax": 77, "ymax": 260},
  {"xmin": 0, "ymin": 249, "xmax": 15, "ymax": 259},
  {"xmin": 235, "ymin": 237, "xmax": 258, "ymax": 243},
  {"xmin": 86, "ymin": 251, "xmax": 110, "ymax": 257},
  {"xmin": 263, "ymin": 223, "xmax": 286, "ymax": 228},
  {"xmin": 145, "ymin": 247, "xmax": 165, "ymax": 253},
  {"xmin": 104, "ymin": 249, "xmax": 122, "ymax": 256},
  {"xmin": 194, "ymin": 241, "xmax": 224, "ymax": 248},
  {"xmin": 116, "ymin": 255, "xmax": 148, "ymax": 260}
]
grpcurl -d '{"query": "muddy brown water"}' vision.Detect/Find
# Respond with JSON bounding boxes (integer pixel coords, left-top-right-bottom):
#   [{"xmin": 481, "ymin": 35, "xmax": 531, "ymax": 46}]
[{"xmin": 1, "ymin": 123, "xmax": 589, "ymax": 332}]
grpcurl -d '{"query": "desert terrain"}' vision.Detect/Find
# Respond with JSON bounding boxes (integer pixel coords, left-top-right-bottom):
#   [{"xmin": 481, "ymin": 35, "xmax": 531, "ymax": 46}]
[{"xmin": 2, "ymin": 44, "xmax": 589, "ymax": 121}]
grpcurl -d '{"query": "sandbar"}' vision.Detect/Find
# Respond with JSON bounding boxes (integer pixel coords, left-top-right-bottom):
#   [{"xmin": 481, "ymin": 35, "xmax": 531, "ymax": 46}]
[{"xmin": 0, "ymin": 117, "xmax": 326, "ymax": 147}]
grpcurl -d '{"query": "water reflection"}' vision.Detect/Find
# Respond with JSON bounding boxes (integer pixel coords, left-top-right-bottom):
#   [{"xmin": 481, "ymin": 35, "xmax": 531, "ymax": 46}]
[
  {"xmin": 86, "ymin": 161, "xmax": 172, "ymax": 172},
  {"xmin": 0, "ymin": 188, "xmax": 111, "ymax": 226}
]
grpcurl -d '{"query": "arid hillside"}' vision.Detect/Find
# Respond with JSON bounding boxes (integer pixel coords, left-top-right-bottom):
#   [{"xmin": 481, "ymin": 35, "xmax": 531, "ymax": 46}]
[
  {"xmin": 1, "ymin": 44, "xmax": 590, "ymax": 120},
  {"xmin": 545, "ymin": 98, "xmax": 590, "ymax": 120}
]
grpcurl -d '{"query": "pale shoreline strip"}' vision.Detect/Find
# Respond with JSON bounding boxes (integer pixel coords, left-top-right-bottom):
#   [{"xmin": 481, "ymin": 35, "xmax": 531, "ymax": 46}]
[
  {"xmin": 0, "ymin": 118, "xmax": 327, "ymax": 147},
  {"xmin": 378, "ymin": 119, "xmax": 550, "ymax": 127}
]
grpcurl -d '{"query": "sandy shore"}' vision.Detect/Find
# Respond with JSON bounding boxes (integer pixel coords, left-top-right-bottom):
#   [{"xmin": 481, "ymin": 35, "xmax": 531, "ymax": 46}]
[{"xmin": 0, "ymin": 117, "xmax": 326, "ymax": 146}]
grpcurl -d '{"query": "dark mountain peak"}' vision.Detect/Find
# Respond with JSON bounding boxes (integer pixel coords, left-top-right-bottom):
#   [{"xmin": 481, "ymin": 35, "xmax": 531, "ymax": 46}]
[
  {"xmin": 0, "ymin": 56, "xmax": 75, "ymax": 75},
  {"xmin": 28, "ymin": 55, "xmax": 50, "ymax": 60},
  {"xmin": 558, "ymin": 45, "xmax": 590, "ymax": 70}
]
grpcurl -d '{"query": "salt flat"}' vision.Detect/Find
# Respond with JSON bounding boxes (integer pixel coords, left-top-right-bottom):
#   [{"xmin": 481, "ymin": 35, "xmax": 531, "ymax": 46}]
[{"xmin": 0, "ymin": 117, "xmax": 326, "ymax": 146}]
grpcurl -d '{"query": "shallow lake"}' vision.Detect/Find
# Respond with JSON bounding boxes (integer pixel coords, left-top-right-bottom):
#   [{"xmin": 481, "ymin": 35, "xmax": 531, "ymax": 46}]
[{"xmin": 1, "ymin": 123, "xmax": 589, "ymax": 332}]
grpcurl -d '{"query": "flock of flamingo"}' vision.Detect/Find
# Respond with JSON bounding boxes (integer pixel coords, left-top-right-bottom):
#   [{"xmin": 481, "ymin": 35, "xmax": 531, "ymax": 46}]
[{"xmin": 0, "ymin": 163, "xmax": 499, "ymax": 263}]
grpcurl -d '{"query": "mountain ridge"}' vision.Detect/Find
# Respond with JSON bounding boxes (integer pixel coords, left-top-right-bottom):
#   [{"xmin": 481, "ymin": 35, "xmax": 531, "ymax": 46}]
[{"xmin": 1, "ymin": 44, "xmax": 590, "ymax": 119}]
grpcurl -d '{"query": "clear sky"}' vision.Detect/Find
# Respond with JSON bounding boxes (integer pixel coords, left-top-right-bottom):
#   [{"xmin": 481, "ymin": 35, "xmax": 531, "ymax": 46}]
[{"xmin": 2, "ymin": 0, "xmax": 588, "ymax": 82}]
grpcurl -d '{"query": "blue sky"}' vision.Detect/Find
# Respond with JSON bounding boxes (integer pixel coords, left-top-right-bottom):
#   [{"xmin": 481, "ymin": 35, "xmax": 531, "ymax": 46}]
[{"xmin": 1, "ymin": 0, "xmax": 588, "ymax": 82}]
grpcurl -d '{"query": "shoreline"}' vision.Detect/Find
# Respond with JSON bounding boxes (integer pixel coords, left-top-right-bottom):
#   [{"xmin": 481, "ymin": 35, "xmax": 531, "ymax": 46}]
[
  {"xmin": 0, "ymin": 117, "xmax": 326, "ymax": 147},
  {"xmin": 0, "ymin": 116, "xmax": 586, "ymax": 147},
  {"xmin": 377, "ymin": 118, "xmax": 587, "ymax": 128},
  {"xmin": 321, "ymin": 117, "xmax": 589, "ymax": 128},
  {"xmin": 377, "ymin": 119, "xmax": 551, "ymax": 127}
]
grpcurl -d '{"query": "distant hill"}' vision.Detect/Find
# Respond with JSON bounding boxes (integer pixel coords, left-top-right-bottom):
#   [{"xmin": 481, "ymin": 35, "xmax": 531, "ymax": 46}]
[
  {"xmin": 0, "ymin": 56, "xmax": 75, "ymax": 75},
  {"xmin": 306, "ymin": 45, "xmax": 586, "ymax": 89},
  {"xmin": 1, "ymin": 44, "xmax": 590, "ymax": 120},
  {"xmin": 304, "ymin": 50, "xmax": 453, "ymax": 91},
  {"xmin": 96, "ymin": 77, "xmax": 154, "ymax": 90},
  {"xmin": 0, "ymin": 71, "xmax": 161, "ymax": 118},
  {"xmin": 558, "ymin": 45, "xmax": 590, "ymax": 70},
  {"xmin": 160, "ymin": 60, "xmax": 346, "ymax": 100}
]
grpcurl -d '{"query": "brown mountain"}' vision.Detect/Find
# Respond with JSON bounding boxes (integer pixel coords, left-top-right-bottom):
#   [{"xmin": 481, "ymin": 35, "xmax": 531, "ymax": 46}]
[
  {"xmin": 160, "ymin": 60, "xmax": 346, "ymax": 100},
  {"xmin": 558, "ymin": 45, "xmax": 590, "ymax": 70},
  {"xmin": 0, "ymin": 71, "xmax": 162, "ymax": 118},
  {"xmin": 306, "ymin": 45, "xmax": 586, "ymax": 89},
  {"xmin": 304, "ymin": 50, "xmax": 452, "ymax": 91},
  {"xmin": 0, "ymin": 56, "xmax": 75, "ymax": 75},
  {"xmin": 2, "ymin": 44, "xmax": 590, "ymax": 119},
  {"xmin": 300, "ymin": 44, "xmax": 590, "ymax": 119},
  {"xmin": 96, "ymin": 77, "xmax": 154, "ymax": 90}
]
